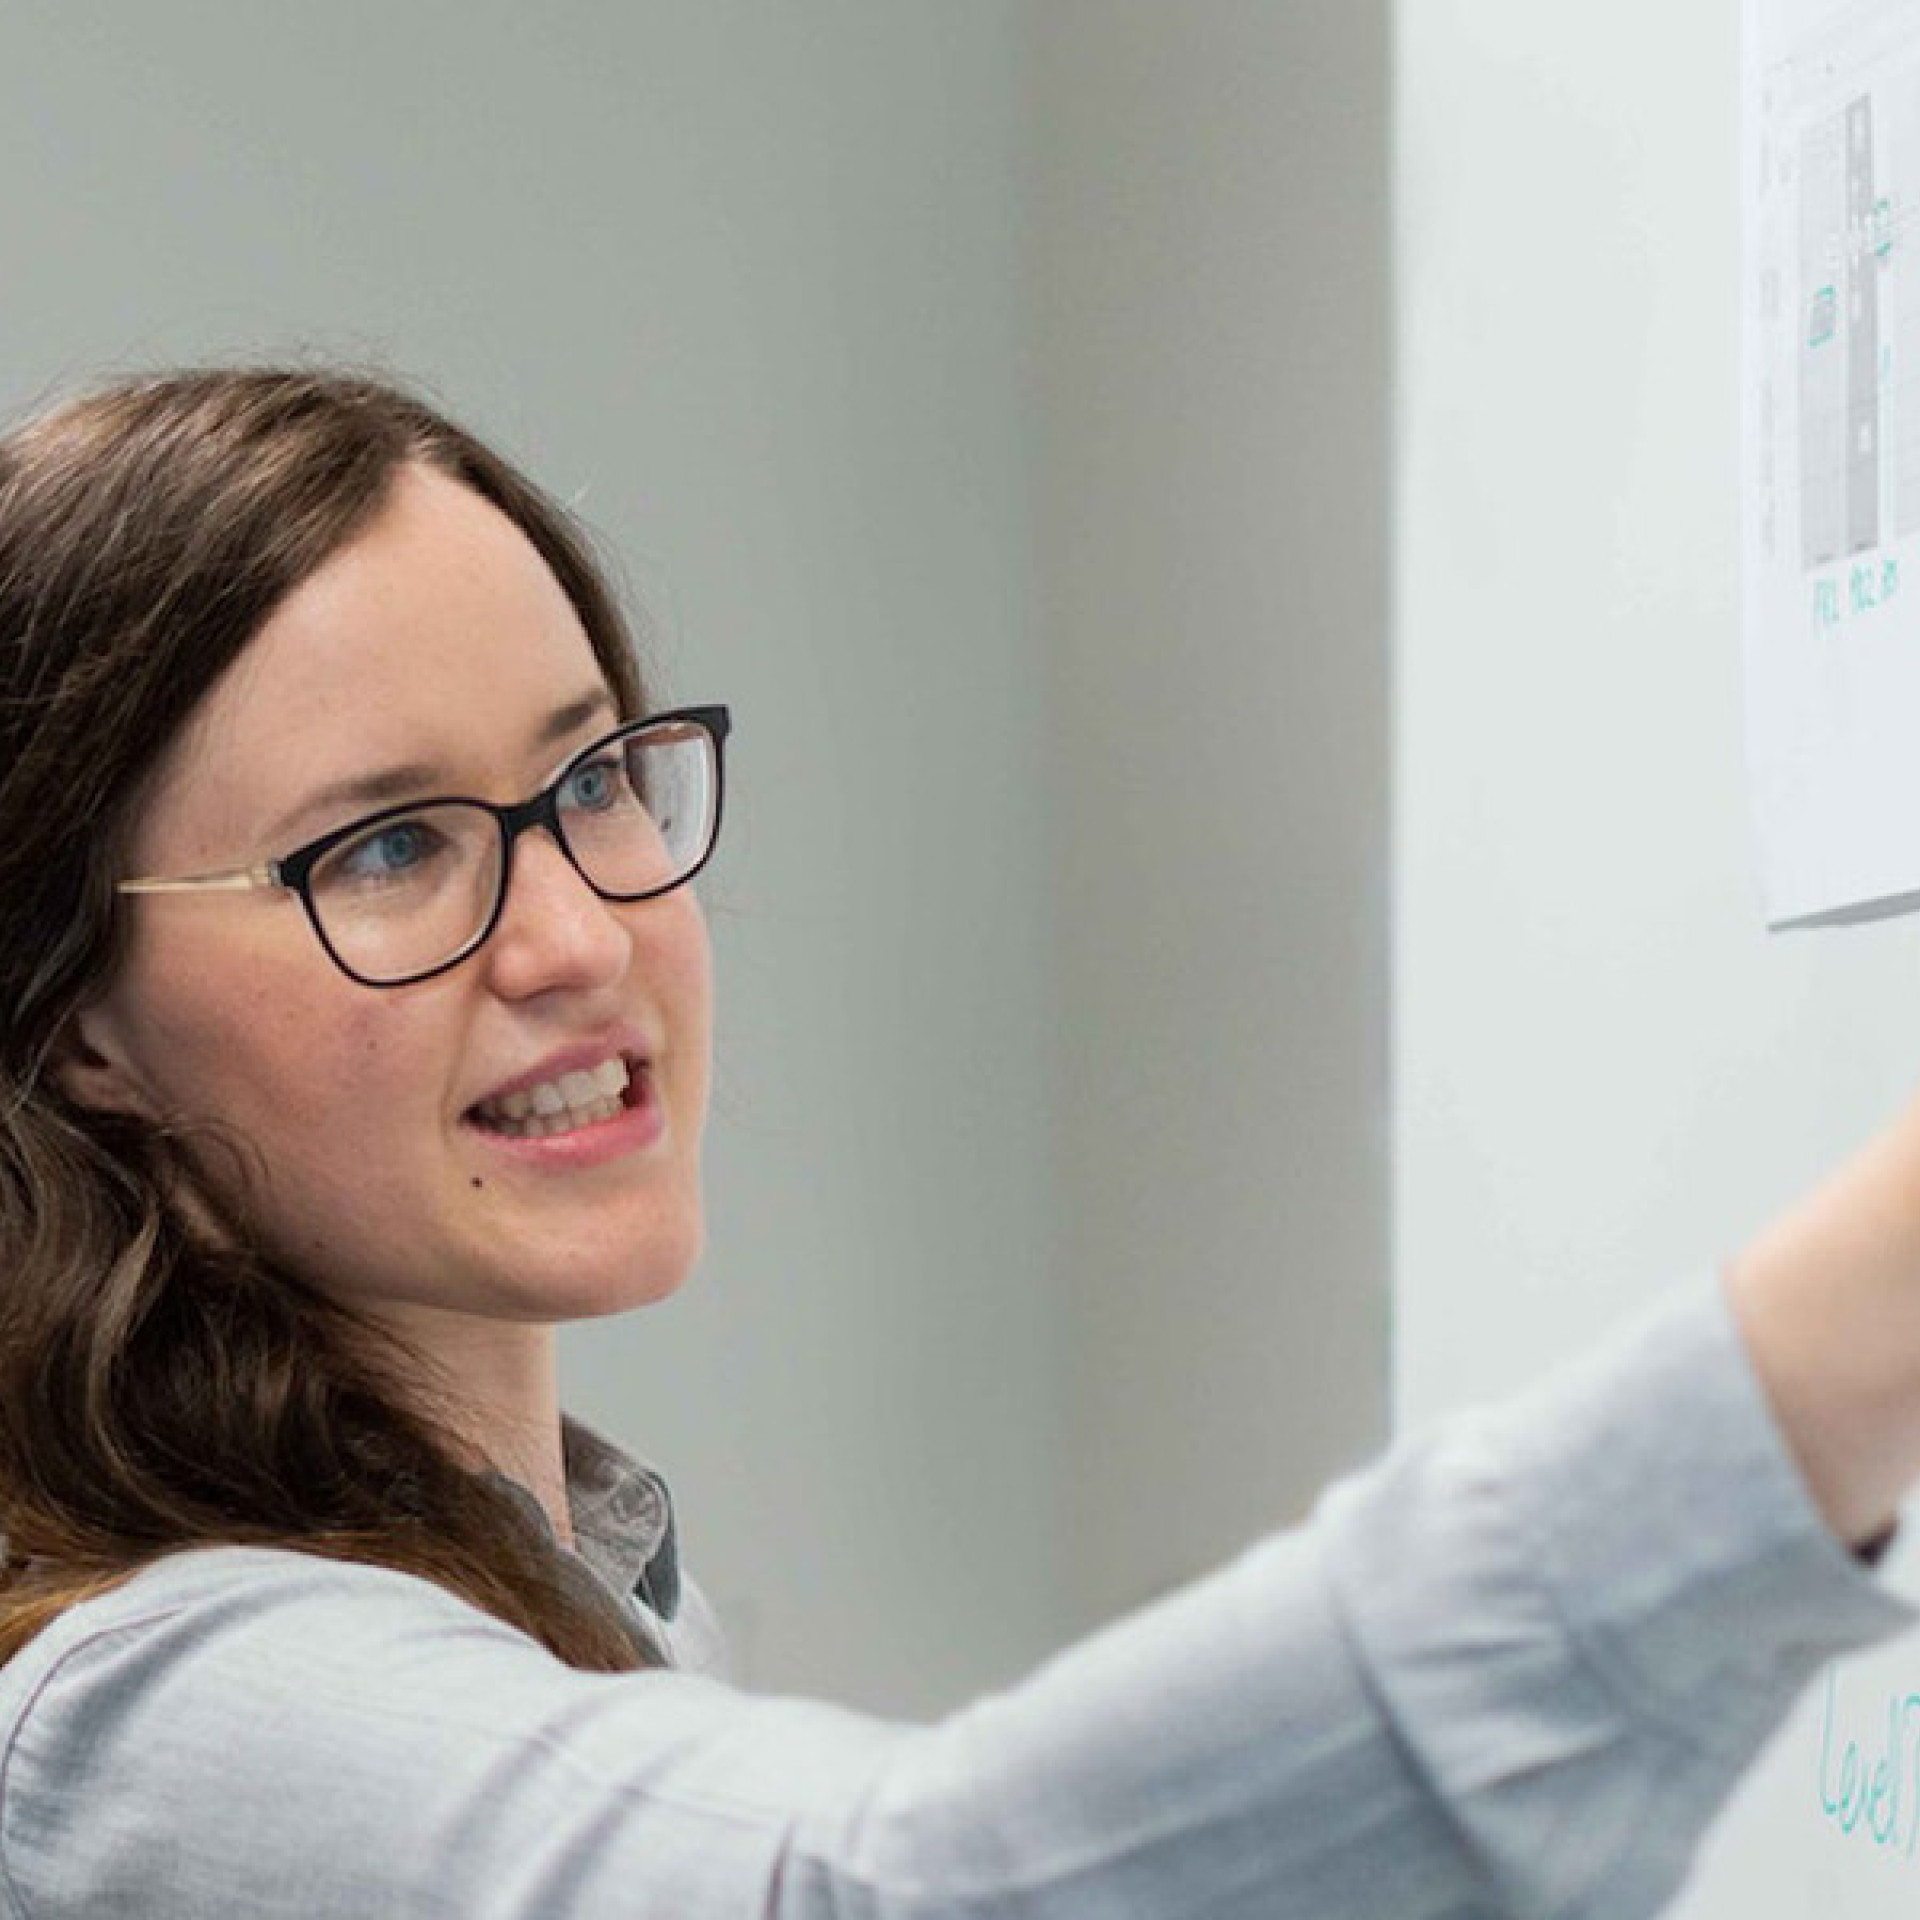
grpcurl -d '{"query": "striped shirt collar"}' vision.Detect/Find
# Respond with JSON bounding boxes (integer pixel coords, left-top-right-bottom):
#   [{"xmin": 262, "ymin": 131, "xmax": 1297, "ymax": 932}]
[{"xmin": 480, "ymin": 1410, "xmax": 682, "ymax": 1624}]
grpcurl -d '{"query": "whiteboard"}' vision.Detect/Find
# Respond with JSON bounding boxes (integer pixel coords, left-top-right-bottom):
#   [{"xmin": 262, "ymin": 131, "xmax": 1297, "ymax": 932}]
[
  {"xmin": 1395, "ymin": 3, "xmax": 1920, "ymax": 1917},
  {"xmin": 1679, "ymin": 4, "xmax": 1920, "ymax": 1903},
  {"xmin": 1682, "ymin": 1558, "xmax": 1920, "ymax": 1914}
]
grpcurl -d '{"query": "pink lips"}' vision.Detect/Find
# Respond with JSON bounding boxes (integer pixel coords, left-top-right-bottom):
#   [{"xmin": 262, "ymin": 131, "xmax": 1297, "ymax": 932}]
[{"xmin": 460, "ymin": 1026, "xmax": 665, "ymax": 1172}]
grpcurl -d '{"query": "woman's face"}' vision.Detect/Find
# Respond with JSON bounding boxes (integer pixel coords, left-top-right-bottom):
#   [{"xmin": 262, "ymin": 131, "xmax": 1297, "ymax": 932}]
[{"xmin": 69, "ymin": 464, "xmax": 713, "ymax": 1345}]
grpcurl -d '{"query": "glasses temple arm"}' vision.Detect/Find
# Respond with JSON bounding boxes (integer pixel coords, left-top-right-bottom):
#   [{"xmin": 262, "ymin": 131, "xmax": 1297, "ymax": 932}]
[{"xmin": 116, "ymin": 864, "xmax": 281, "ymax": 896}]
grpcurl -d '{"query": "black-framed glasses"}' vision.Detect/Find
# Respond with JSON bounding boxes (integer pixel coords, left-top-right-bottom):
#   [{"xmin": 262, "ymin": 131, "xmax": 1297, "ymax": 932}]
[{"xmin": 117, "ymin": 704, "xmax": 732, "ymax": 988}]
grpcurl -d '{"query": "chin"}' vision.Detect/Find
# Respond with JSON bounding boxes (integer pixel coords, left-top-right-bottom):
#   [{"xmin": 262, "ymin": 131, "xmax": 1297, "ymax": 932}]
[{"xmin": 527, "ymin": 1220, "xmax": 703, "ymax": 1320}]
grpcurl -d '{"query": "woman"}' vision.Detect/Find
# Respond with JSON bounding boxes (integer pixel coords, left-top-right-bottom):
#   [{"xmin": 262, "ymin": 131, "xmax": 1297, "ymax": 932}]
[{"xmin": 0, "ymin": 364, "xmax": 1908, "ymax": 1917}]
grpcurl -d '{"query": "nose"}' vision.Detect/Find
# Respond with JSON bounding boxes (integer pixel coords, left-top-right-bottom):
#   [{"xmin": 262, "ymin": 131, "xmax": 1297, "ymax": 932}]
[{"xmin": 481, "ymin": 824, "xmax": 632, "ymax": 999}]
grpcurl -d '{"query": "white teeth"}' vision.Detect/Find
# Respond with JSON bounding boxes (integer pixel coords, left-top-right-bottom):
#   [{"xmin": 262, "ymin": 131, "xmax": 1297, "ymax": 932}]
[
  {"xmin": 480, "ymin": 1093, "xmax": 627, "ymax": 1140},
  {"xmin": 473, "ymin": 1055, "xmax": 638, "ymax": 1138}
]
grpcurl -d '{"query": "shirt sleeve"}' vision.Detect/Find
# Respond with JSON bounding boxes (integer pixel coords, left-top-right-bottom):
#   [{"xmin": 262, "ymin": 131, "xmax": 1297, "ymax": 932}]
[{"xmin": 0, "ymin": 1276, "xmax": 1909, "ymax": 1920}]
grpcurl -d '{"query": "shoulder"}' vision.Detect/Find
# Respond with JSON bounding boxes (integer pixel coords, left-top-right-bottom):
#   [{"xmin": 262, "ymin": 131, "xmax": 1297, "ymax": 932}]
[
  {"xmin": 25, "ymin": 1539, "xmax": 507, "ymax": 1644},
  {"xmin": 0, "ymin": 1549, "xmax": 580, "ymax": 1916},
  {"xmin": 0, "ymin": 1546, "xmax": 890, "ymax": 1920},
  {"xmin": 0, "ymin": 1545, "xmax": 491, "ymax": 1736},
  {"xmin": 652, "ymin": 1565, "xmax": 734, "ymax": 1680},
  {"xmin": 0, "ymin": 1545, "xmax": 529, "ymax": 1735},
  {"xmin": 0, "ymin": 1550, "xmax": 456, "ymax": 1914}
]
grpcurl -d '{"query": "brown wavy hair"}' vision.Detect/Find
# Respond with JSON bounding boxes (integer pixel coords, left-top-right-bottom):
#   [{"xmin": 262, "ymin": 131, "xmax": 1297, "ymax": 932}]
[{"xmin": 0, "ymin": 366, "xmax": 661, "ymax": 1671}]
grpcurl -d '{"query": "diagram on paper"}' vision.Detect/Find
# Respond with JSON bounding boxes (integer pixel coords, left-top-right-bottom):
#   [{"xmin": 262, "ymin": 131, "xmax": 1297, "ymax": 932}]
[
  {"xmin": 1794, "ymin": 82, "xmax": 1920, "ymax": 566},
  {"xmin": 1746, "ymin": 0, "xmax": 1920, "ymax": 924}
]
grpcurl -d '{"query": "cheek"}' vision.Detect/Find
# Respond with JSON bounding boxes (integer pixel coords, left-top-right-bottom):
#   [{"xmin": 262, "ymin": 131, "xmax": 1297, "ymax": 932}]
[
  {"xmin": 119, "ymin": 941, "xmax": 410, "ymax": 1152},
  {"xmin": 150, "ymin": 984, "xmax": 440, "ymax": 1272},
  {"xmin": 650, "ymin": 893, "xmax": 713, "ymax": 1022},
  {"xmin": 646, "ymin": 898, "xmax": 714, "ymax": 1104}
]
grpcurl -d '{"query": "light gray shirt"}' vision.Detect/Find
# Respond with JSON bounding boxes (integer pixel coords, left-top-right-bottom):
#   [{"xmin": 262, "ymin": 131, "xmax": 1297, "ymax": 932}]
[{"xmin": 0, "ymin": 1278, "xmax": 1910, "ymax": 1918}]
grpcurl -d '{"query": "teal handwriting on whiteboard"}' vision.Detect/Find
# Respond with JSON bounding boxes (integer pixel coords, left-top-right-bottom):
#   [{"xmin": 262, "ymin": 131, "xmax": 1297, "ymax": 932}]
[
  {"xmin": 1810, "ymin": 555, "xmax": 1900, "ymax": 633},
  {"xmin": 1816, "ymin": 1665, "xmax": 1920, "ymax": 1856}
]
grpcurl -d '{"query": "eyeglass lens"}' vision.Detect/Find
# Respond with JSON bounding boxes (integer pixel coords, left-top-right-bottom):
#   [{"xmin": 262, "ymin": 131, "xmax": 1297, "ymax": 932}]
[{"xmin": 306, "ymin": 722, "xmax": 717, "ymax": 984}]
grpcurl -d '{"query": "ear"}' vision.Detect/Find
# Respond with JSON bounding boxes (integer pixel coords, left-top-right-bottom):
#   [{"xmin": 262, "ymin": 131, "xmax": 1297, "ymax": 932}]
[{"xmin": 47, "ymin": 999, "xmax": 154, "ymax": 1121}]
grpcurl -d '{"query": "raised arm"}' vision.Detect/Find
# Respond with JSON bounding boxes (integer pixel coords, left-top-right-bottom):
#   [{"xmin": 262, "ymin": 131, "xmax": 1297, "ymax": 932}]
[
  {"xmin": 2, "ymin": 1277, "xmax": 1904, "ymax": 1920},
  {"xmin": 1727, "ymin": 1089, "xmax": 1920, "ymax": 1551}
]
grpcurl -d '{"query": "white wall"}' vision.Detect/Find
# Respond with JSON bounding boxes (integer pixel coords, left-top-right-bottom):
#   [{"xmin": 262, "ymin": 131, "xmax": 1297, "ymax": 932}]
[
  {"xmin": 1394, "ymin": 0, "xmax": 1920, "ymax": 1421},
  {"xmin": 1033, "ymin": 0, "xmax": 1391, "ymax": 1630},
  {"xmin": 0, "ymin": 2, "xmax": 1054, "ymax": 1716},
  {"xmin": 1394, "ymin": 9, "xmax": 1920, "ymax": 1908},
  {"xmin": 0, "ymin": 3, "xmax": 1396, "ymax": 1718}
]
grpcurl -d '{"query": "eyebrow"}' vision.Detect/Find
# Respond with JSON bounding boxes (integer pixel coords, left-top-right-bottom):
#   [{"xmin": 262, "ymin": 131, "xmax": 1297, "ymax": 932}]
[{"xmin": 266, "ymin": 689, "xmax": 618, "ymax": 845}]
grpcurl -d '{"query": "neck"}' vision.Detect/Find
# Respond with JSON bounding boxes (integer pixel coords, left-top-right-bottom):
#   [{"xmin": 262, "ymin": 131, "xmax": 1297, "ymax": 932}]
[
  {"xmin": 370, "ymin": 1306, "xmax": 575, "ymax": 1550},
  {"xmin": 487, "ymin": 1423, "xmax": 577, "ymax": 1551}
]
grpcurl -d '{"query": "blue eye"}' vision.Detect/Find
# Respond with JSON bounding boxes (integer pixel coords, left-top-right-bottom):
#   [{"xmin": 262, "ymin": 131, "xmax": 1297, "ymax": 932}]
[
  {"xmin": 560, "ymin": 753, "xmax": 630, "ymax": 814},
  {"xmin": 330, "ymin": 817, "xmax": 446, "ymax": 885}
]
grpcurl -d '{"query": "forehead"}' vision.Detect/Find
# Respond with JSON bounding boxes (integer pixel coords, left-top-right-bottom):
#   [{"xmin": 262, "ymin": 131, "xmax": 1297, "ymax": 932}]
[{"xmin": 140, "ymin": 465, "xmax": 611, "ymax": 863}]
